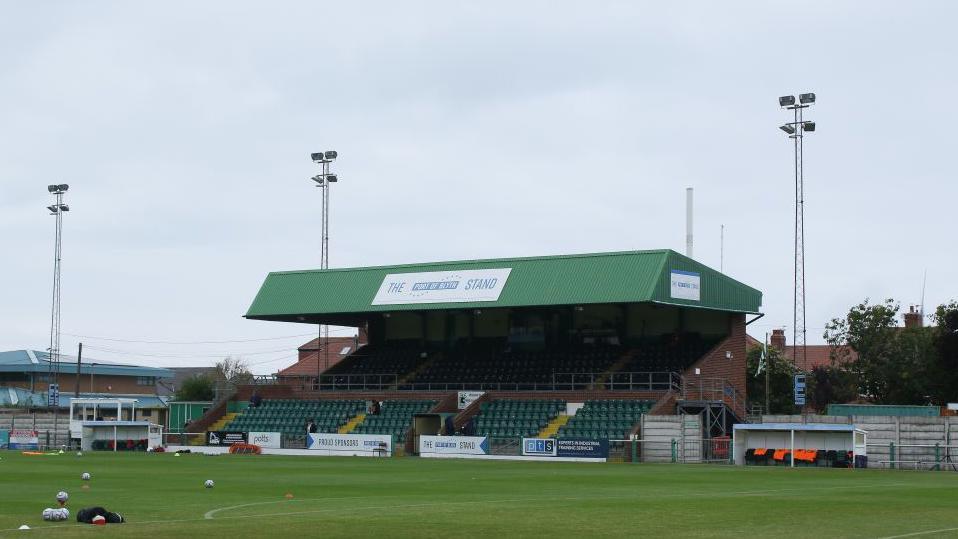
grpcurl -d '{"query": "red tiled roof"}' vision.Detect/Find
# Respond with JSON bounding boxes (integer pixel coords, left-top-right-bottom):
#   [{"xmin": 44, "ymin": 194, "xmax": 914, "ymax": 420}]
[
  {"xmin": 278, "ymin": 337, "xmax": 363, "ymax": 376},
  {"xmin": 784, "ymin": 345, "xmax": 857, "ymax": 371},
  {"xmin": 746, "ymin": 334, "xmax": 856, "ymax": 371}
]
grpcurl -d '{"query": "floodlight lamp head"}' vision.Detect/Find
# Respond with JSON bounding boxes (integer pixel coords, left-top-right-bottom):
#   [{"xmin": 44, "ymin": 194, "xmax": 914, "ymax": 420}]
[
  {"xmin": 803, "ymin": 121, "xmax": 816, "ymax": 132},
  {"xmin": 311, "ymin": 175, "xmax": 325, "ymax": 184},
  {"xmin": 324, "ymin": 150, "xmax": 337, "ymax": 160},
  {"xmin": 779, "ymin": 95, "xmax": 796, "ymax": 107},
  {"xmin": 58, "ymin": 184, "xmax": 69, "ymax": 192},
  {"xmin": 311, "ymin": 152, "xmax": 327, "ymax": 163},
  {"xmin": 47, "ymin": 205, "xmax": 58, "ymax": 213},
  {"xmin": 59, "ymin": 204, "xmax": 70, "ymax": 212},
  {"xmin": 779, "ymin": 124, "xmax": 796, "ymax": 135},
  {"xmin": 326, "ymin": 174, "xmax": 338, "ymax": 182},
  {"xmin": 47, "ymin": 185, "xmax": 58, "ymax": 193},
  {"xmin": 799, "ymin": 92, "xmax": 816, "ymax": 104}
]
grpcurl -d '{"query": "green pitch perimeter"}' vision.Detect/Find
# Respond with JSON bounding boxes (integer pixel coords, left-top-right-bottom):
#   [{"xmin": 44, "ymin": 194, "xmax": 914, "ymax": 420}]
[{"xmin": 1, "ymin": 452, "xmax": 957, "ymax": 538}]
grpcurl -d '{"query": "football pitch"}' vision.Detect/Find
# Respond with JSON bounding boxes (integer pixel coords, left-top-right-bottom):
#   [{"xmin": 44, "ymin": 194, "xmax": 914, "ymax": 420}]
[{"xmin": 1, "ymin": 452, "xmax": 957, "ymax": 538}]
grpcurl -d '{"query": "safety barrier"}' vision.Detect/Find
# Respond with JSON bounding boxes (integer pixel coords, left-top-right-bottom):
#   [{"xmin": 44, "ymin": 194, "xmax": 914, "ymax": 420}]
[{"xmin": 871, "ymin": 443, "xmax": 958, "ymax": 471}]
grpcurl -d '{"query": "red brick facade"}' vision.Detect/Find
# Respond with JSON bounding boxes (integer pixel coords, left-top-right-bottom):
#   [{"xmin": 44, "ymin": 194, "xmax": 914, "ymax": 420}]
[{"xmin": 682, "ymin": 313, "xmax": 747, "ymax": 417}]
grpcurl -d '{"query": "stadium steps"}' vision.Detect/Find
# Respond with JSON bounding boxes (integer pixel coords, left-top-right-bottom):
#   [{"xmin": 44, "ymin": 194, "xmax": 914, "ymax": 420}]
[
  {"xmin": 208, "ymin": 413, "xmax": 238, "ymax": 433},
  {"xmin": 396, "ymin": 352, "xmax": 440, "ymax": 387},
  {"xmin": 339, "ymin": 413, "xmax": 366, "ymax": 434},
  {"xmin": 592, "ymin": 351, "xmax": 636, "ymax": 387},
  {"xmin": 538, "ymin": 414, "xmax": 571, "ymax": 438}
]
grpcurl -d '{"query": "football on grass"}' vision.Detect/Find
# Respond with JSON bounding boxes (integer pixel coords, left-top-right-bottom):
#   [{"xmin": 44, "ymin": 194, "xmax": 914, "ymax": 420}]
[{"xmin": 204, "ymin": 480, "xmax": 214, "ymax": 488}]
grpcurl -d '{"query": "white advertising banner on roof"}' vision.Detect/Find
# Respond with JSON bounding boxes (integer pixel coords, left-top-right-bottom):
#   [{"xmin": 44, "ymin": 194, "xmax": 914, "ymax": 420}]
[
  {"xmin": 372, "ymin": 268, "xmax": 512, "ymax": 306},
  {"xmin": 670, "ymin": 270, "xmax": 700, "ymax": 301}
]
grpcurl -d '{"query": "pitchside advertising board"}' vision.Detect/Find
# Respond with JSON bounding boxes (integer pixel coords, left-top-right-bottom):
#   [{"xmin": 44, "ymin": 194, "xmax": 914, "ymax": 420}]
[
  {"xmin": 248, "ymin": 431, "xmax": 282, "ymax": 449},
  {"xmin": 670, "ymin": 270, "xmax": 701, "ymax": 301},
  {"xmin": 206, "ymin": 431, "xmax": 247, "ymax": 446},
  {"xmin": 8, "ymin": 429, "xmax": 40, "ymax": 450},
  {"xmin": 522, "ymin": 438, "xmax": 609, "ymax": 459},
  {"xmin": 372, "ymin": 268, "xmax": 512, "ymax": 306},
  {"xmin": 307, "ymin": 433, "xmax": 392, "ymax": 455},
  {"xmin": 419, "ymin": 435, "xmax": 489, "ymax": 455},
  {"xmin": 522, "ymin": 438, "xmax": 556, "ymax": 456}
]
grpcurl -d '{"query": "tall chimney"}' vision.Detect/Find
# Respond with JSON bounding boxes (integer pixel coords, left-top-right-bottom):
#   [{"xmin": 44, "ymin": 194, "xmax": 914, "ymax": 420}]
[
  {"xmin": 686, "ymin": 187, "xmax": 693, "ymax": 258},
  {"xmin": 770, "ymin": 329, "xmax": 786, "ymax": 351},
  {"xmin": 904, "ymin": 305, "xmax": 923, "ymax": 329}
]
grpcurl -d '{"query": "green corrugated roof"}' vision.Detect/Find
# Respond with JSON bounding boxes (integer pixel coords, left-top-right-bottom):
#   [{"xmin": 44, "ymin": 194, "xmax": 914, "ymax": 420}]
[
  {"xmin": 827, "ymin": 404, "xmax": 941, "ymax": 417},
  {"xmin": 245, "ymin": 250, "xmax": 761, "ymax": 323}
]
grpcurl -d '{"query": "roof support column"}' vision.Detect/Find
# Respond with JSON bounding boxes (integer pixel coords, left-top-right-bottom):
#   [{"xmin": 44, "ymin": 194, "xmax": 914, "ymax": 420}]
[{"xmin": 419, "ymin": 312, "xmax": 427, "ymax": 348}]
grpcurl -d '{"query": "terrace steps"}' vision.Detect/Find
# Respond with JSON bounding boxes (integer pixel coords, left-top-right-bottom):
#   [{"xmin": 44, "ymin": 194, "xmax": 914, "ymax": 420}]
[
  {"xmin": 339, "ymin": 413, "xmax": 366, "ymax": 434},
  {"xmin": 538, "ymin": 414, "xmax": 571, "ymax": 438},
  {"xmin": 208, "ymin": 413, "xmax": 238, "ymax": 433}
]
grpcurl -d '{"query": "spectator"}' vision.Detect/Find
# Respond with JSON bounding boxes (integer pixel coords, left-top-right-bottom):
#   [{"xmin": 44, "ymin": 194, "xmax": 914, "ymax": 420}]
[
  {"xmin": 306, "ymin": 418, "xmax": 317, "ymax": 434},
  {"xmin": 249, "ymin": 391, "xmax": 262, "ymax": 408}
]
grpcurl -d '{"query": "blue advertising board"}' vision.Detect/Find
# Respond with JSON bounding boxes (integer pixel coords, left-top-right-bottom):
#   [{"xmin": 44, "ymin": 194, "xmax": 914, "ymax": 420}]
[
  {"xmin": 556, "ymin": 439, "xmax": 608, "ymax": 458},
  {"xmin": 0, "ymin": 429, "xmax": 8, "ymax": 448},
  {"xmin": 794, "ymin": 374, "xmax": 806, "ymax": 406},
  {"xmin": 522, "ymin": 438, "xmax": 556, "ymax": 456}
]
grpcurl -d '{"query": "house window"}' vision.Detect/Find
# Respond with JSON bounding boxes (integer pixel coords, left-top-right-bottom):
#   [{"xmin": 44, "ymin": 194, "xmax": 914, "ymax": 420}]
[
  {"xmin": 141, "ymin": 409, "xmax": 153, "ymax": 417},
  {"xmin": 137, "ymin": 377, "xmax": 155, "ymax": 386}
]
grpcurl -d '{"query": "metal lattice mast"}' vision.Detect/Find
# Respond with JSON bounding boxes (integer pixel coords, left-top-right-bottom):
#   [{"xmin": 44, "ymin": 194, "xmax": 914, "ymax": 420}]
[
  {"xmin": 322, "ymin": 158, "xmax": 330, "ymax": 373},
  {"xmin": 46, "ymin": 183, "xmax": 70, "ymax": 446},
  {"xmin": 779, "ymin": 94, "xmax": 815, "ymax": 371},
  {"xmin": 310, "ymin": 151, "xmax": 339, "ymax": 379}
]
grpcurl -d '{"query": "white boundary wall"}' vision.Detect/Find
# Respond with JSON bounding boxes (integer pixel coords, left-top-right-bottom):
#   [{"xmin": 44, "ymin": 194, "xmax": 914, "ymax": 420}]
[{"xmin": 762, "ymin": 415, "xmax": 958, "ymax": 465}]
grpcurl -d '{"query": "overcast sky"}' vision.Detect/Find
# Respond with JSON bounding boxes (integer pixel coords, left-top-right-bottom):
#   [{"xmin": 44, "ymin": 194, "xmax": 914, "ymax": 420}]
[{"xmin": 2, "ymin": 2, "xmax": 956, "ymax": 374}]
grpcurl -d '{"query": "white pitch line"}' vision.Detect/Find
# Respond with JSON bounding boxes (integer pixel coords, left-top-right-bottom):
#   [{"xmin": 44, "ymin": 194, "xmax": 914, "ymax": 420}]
[
  {"xmin": 877, "ymin": 528, "xmax": 958, "ymax": 539},
  {"xmin": 0, "ymin": 481, "xmax": 916, "ymax": 534}
]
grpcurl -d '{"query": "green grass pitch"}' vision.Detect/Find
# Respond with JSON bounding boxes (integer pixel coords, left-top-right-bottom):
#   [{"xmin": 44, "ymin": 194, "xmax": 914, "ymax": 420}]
[{"xmin": 1, "ymin": 451, "xmax": 957, "ymax": 538}]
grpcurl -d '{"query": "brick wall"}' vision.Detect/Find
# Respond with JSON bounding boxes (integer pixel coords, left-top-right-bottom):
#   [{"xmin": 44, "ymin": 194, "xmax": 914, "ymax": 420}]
[
  {"xmin": 682, "ymin": 313, "xmax": 747, "ymax": 415},
  {"xmin": 13, "ymin": 375, "xmax": 158, "ymax": 395}
]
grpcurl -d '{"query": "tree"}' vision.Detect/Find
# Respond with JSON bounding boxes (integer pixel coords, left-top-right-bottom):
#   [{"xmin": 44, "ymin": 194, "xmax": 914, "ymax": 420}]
[
  {"xmin": 807, "ymin": 365, "xmax": 856, "ymax": 413},
  {"xmin": 174, "ymin": 375, "xmax": 214, "ymax": 401},
  {"xmin": 928, "ymin": 301, "xmax": 958, "ymax": 405},
  {"xmin": 746, "ymin": 343, "xmax": 800, "ymax": 415},
  {"xmin": 824, "ymin": 298, "xmax": 903, "ymax": 404},
  {"xmin": 824, "ymin": 298, "xmax": 940, "ymax": 405},
  {"xmin": 214, "ymin": 356, "xmax": 254, "ymax": 386}
]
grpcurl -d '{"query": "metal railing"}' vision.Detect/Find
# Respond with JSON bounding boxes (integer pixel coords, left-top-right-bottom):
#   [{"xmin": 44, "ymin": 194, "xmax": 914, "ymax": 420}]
[
  {"xmin": 277, "ymin": 371, "xmax": 681, "ymax": 393},
  {"xmin": 607, "ymin": 438, "xmax": 732, "ymax": 464},
  {"xmin": 868, "ymin": 443, "xmax": 958, "ymax": 471},
  {"xmin": 680, "ymin": 375, "xmax": 745, "ymax": 418},
  {"xmin": 280, "ymin": 374, "xmax": 401, "ymax": 392}
]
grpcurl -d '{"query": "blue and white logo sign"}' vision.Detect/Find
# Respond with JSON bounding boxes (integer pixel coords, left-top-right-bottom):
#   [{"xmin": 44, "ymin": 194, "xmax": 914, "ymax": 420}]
[
  {"xmin": 420, "ymin": 435, "xmax": 489, "ymax": 455},
  {"xmin": 670, "ymin": 270, "xmax": 701, "ymax": 301},
  {"xmin": 372, "ymin": 269, "xmax": 512, "ymax": 306},
  {"xmin": 522, "ymin": 438, "xmax": 556, "ymax": 456}
]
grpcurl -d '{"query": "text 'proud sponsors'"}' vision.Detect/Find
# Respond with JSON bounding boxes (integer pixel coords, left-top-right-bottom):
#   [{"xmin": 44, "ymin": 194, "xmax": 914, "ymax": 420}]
[
  {"xmin": 307, "ymin": 433, "xmax": 392, "ymax": 456},
  {"xmin": 670, "ymin": 270, "xmax": 701, "ymax": 301},
  {"xmin": 523, "ymin": 438, "xmax": 609, "ymax": 459},
  {"xmin": 372, "ymin": 269, "xmax": 512, "ymax": 306},
  {"xmin": 248, "ymin": 431, "xmax": 282, "ymax": 449},
  {"xmin": 419, "ymin": 435, "xmax": 489, "ymax": 455}
]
